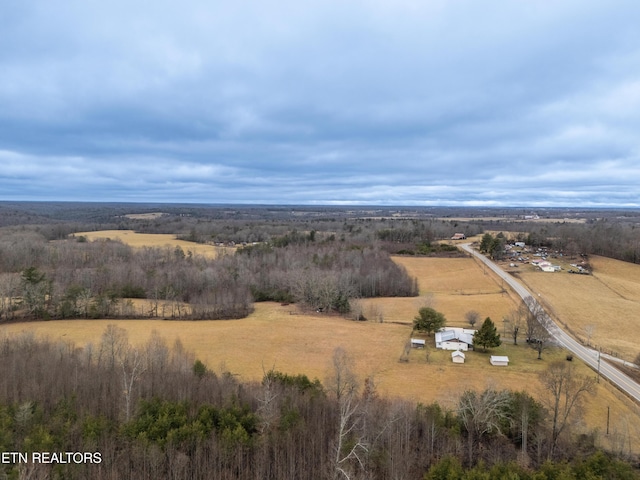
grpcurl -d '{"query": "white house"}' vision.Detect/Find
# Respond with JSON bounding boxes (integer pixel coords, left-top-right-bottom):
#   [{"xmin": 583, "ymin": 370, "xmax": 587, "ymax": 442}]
[
  {"xmin": 514, "ymin": 242, "xmax": 526, "ymax": 248},
  {"xmin": 435, "ymin": 328, "xmax": 476, "ymax": 351},
  {"xmin": 490, "ymin": 356, "xmax": 509, "ymax": 366},
  {"xmin": 451, "ymin": 350, "xmax": 466, "ymax": 364}
]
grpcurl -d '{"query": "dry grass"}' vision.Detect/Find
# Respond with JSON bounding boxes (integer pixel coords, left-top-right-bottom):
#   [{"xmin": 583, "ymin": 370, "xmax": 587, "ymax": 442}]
[
  {"xmin": 392, "ymin": 256, "xmax": 520, "ymax": 325},
  {"xmin": 123, "ymin": 212, "xmax": 167, "ymax": 220},
  {"xmin": 75, "ymin": 230, "xmax": 233, "ymax": 259},
  {"xmin": 514, "ymin": 255, "xmax": 640, "ymax": 361},
  {"xmin": 3, "ymin": 246, "xmax": 640, "ymax": 449},
  {"xmin": 4, "ymin": 304, "xmax": 638, "ymax": 445}
]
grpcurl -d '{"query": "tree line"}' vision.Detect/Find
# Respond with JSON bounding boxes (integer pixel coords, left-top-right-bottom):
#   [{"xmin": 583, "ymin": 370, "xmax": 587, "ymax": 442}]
[
  {"xmin": 0, "ymin": 331, "xmax": 635, "ymax": 479},
  {"xmin": 0, "ymin": 228, "xmax": 417, "ymax": 322},
  {"xmin": 2, "ymin": 202, "xmax": 640, "ymax": 264}
]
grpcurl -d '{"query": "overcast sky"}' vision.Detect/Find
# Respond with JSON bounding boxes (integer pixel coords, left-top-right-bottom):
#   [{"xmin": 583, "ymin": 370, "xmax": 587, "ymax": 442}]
[{"xmin": 1, "ymin": 1, "xmax": 639, "ymax": 207}]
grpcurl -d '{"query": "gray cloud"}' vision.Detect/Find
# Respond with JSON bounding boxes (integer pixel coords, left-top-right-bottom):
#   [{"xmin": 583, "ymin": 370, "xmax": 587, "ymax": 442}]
[{"xmin": 1, "ymin": 1, "xmax": 639, "ymax": 206}]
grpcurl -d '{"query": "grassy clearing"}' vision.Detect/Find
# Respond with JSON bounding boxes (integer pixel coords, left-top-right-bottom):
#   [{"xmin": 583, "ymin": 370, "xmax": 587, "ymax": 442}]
[
  {"xmin": 123, "ymin": 212, "xmax": 167, "ymax": 220},
  {"xmin": 392, "ymin": 256, "xmax": 519, "ymax": 326},
  {"xmin": 74, "ymin": 230, "xmax": 233, "ymax": 259},
  {"xmin": 4, "ymin": 305, "xmax": 639, "ymax": 448}
]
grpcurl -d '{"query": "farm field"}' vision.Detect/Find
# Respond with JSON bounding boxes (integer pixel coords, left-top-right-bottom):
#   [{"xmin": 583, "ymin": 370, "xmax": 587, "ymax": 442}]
[
  {"xmin": 3, "ymin": 252, "xmax": 640, "ymax": 451},
  {"xmin": 74, "ymin": 230, "xmax": 233, "ymax": 258},
  {"xmin": 513, "ymin": 255, "xmax": 640, "ymax": 361}
]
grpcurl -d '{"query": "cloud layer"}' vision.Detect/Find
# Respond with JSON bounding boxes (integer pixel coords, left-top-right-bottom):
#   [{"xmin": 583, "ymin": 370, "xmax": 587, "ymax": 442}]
[{"xmin": 1, "ymin": 1, "xmax": 639, "ymax": 206}]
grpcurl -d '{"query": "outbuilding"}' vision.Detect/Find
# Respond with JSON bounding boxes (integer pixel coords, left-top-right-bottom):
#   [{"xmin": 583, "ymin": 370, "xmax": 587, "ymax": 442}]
[
  {"xmin": 451, "ymin": 350, "xmax": 466, "ymax": 364},
  {"xmin": 490, "ymin": 356, "xmax": 509, "ymax": 366},
  {"xmin": 410, "ymin": 338, "xmax": 426, "ymax": 349}
]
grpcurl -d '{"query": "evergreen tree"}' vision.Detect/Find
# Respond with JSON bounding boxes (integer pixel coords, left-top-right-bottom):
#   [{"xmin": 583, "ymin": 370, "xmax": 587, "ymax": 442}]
[
  {"xmin": 474, "ymin": 317, "xmax": 501, "ymax": 352},
  {"xmin": 479, "ymin": 233, "xmax": 494, "ymax": 253},
  {"xmin": 413, "ymin": 307, "xmax": 447, "ymax": 335}
]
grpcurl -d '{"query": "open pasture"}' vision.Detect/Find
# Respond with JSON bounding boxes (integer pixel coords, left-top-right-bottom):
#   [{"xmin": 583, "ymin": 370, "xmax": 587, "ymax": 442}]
[
  {"xmin": 514, "ymin": 255, "xmax": 640, "ymax": 361},
  {"xmin": 123, "ymin": 212, "xmax": 167, "ymax": 220},
  {"xmin": 3, "ymin": 302, "xmax": 639, "ymax": 448},
  {"xmin": 74, "ymin": 230, "xmax": 232, "ymax": 259},
  {"xmin": 392, "ymin": 256, "xmax": 519, "ymax": 325},
  {"xmin": 3, "ymin": 250, "xmax": 640, "ymax": 449}
]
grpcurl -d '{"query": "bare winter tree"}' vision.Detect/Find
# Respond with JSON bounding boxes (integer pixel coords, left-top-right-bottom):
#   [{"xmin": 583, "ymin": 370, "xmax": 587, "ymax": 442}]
[
  {"xmin": 465, "ymin": 310, "xmax": 480, "ymax": 328},
  {"xmin": 145, "ymin": 330, "xmax": 170, "ymax": 395},
  {"xmin": 256, "ymin": 365, "xmax": 281, "ymax": 434},
  {"xmin": 121, "ymin": 346, "xmax": 146, "ymax": 422},
  {"xmin": 458, "ymin": 389, "xmax": 511, "ymax": 466},
  {"xmin": 505, "ymin": 306, "xmax": 526, "ymax": 345},
  {"xmin": 539, "ymin": 361, "xmax": 596, "ymax": 458},
  {"xmin": 367, "ymin": 303, "xmax": 385, "ymax": 323},
  {"xmin": 0, "ymin": 273, "xmax": 19, "ymax": 320},
  {"xmin": 97, "ymin": 324, "xmax": 129, "ymax": 370},
  {"xmin": 523, "ymin": 297, "xmax": 552, "ymax": 359},
  {"xmin": 327, "ymin": 347, "xmax": 367, "ymax": 480}
]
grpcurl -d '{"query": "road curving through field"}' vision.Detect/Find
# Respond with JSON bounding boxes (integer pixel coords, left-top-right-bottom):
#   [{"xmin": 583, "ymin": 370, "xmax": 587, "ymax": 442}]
[{"xmin": 460, "ymin": 243, "xmax": 640, "ymax": 404}]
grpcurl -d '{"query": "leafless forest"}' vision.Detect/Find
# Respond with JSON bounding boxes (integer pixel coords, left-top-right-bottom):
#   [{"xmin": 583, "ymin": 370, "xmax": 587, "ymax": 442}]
[
  {"xmin": 1, "ymin": 202, "xmax": 640, "ymax": 479},
  {"xmin": 0, "ymin": 330, "xmax": 634, "ymax": 479}
]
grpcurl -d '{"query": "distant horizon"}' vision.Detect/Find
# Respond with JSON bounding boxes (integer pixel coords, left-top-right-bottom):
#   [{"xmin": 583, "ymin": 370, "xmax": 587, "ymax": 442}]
[{"xmin": 1, "ymin": 199, "xmax": 639, "ymax": 212}]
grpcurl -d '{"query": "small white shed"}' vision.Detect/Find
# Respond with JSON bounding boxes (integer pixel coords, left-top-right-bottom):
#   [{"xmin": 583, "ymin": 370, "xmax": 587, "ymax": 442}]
[
  {"xmin": 410, "ymin": 338, "xmax": 426, "ymax": 349},
  {"xmin": 451, "ymin": 350, "xmax": 466, "ymax": 364},
  {"xmin": 490, "ymin": 356, "xmax": 509, "ymax": 366}
]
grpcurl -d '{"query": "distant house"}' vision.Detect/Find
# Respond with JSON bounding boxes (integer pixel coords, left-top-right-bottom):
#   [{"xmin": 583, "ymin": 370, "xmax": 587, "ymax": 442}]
[
  {"xmin": 514, "ymin": 242, "xmax": 525, "ymax": 248},
  {"xmin": 490, "ymin": 356, "xmax": 509, "ymax": 366},
  {"xmin": 435, "ymin": 328, "xmax": 476, "ymax": 351},
  {"xmin": 410, "ymin": 338, "xmax": 426, "ymax": 349},
  {"xmin": 451, "ymin": 350, "xmax": 466, "ymax": 364},
  {"xmin": 539, "ymin": 262, "xmax": 561, "ymax": 272},
  {"xmin": 451, "ymin": 233, "xmax": 466, "ymax": 240}
]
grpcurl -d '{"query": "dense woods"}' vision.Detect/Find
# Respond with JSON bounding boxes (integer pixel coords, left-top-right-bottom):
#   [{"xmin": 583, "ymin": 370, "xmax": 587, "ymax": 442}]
[
  {"xmin": 0, "ymin": 332, "xmax": 636, "ymax": 479},
  {"xmin": 0, "ymin": 227, "xmax": 417, "ymax": 322}
]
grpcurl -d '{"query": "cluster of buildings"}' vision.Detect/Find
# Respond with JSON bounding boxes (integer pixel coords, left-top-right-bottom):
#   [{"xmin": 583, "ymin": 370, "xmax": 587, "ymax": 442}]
[{"xmin": 410, "ymin": 327, "xmax": 509, "ymax": 366}]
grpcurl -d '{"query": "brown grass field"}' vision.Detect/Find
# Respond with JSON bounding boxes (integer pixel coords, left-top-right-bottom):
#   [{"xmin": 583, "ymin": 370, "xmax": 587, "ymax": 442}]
[
  {"xmin": 2, "ymin": 249, "xmax": 640, "ymax": 451},
  {"xmin": 512, "ymin": 255, "xmax": 640, "ymax": 362},
  {"xmin": 74, "ymin": 230, "xmax": 233, "ymax": 258}
]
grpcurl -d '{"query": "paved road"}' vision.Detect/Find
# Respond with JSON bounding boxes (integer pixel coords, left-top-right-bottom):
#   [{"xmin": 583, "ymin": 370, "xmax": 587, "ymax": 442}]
[{"xmin": 460, "ymin": 243, "xmax": 640, "ymax": 403}]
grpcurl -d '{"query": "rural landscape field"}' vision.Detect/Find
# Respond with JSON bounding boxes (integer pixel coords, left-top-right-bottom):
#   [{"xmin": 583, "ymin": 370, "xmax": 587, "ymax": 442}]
[
  {"xmin": 5, "ymin": 227, "xmax": 640, "ymax": 450},
  {"xmin": 2, "ymin": 204, "xmax": 640, "ymax": 478}
]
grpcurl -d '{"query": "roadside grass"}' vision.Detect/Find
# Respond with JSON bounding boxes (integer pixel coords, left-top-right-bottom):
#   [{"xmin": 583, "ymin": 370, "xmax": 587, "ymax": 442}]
[{"xmin": 513, "ymin": 255, "xmax": 640, "ymax": 361}]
